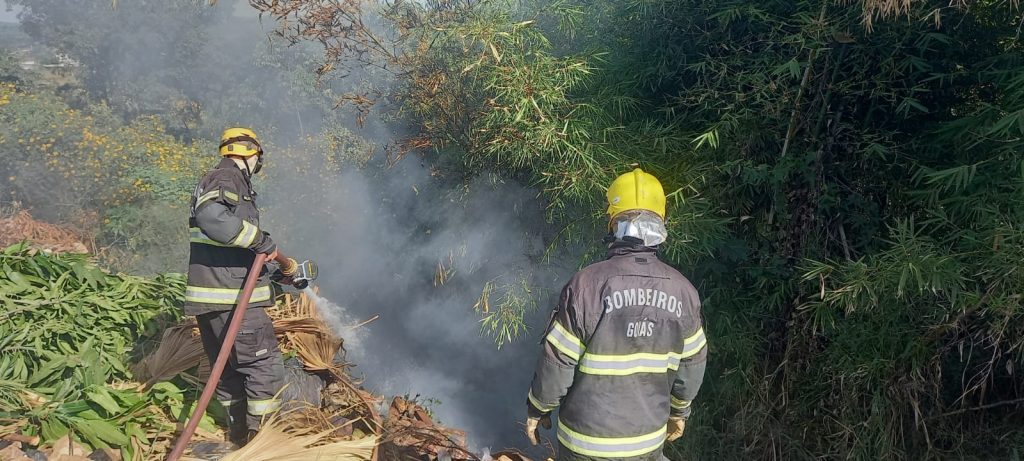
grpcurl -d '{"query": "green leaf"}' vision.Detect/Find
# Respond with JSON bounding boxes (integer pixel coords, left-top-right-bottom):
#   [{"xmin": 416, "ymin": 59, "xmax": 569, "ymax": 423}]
[
  {"xmin": 39, "ymin": 417, "xmax": 69, "ymax": 443},
  {"xmin": 198, "ymin": 411, "xmax": 218, "ymax": 433},
  {"xmin": 4, "ymin": 270, "xmax": 32, "ymax": 291},
  {"xmin": 897, "ymin": 97, "xmax": 929, "ymax": 115},
  {"xmin": 58, "ymin": 400, "xmax": 92, "ymax": 414},
  {"xmin": 111, "ymin": 388, "xmax": 144, "ymax": 408},
  {"xmin": 72, "ymin": 417, "xmax": 129, "ymax": 447},
  {"xmin": 987, "ymin": 110, "xmax": 1023, "ymax": 137},
  {"xmin": 28, "ymin": 355, "xmax": 68, "ymax": 386},
  {"xmin": 74, "ymin": 408, "xmax": 103, "ymax": 420},
  {"xmin": 771, "ymin": 57, "xmax": 801, "ymax": 80},
  {"xmin": 85, "ymin": 386, "xmax": 122, "ymax": 415},
  {"xmin": 124, "ymin": 422, "xmax": 148, "ymax": 441}
]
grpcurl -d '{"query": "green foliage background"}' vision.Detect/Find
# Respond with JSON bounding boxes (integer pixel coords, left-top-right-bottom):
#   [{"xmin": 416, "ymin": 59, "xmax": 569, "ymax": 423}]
[{"xmin": 368, "ymin": 0, "xmax": 1024, "ymax": 458}]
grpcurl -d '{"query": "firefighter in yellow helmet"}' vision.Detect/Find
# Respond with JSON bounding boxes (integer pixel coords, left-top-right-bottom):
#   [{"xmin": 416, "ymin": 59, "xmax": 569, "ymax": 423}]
[
  {"xmin": 525, "ymin": 168, "xmax": 708, "ymax": 460},
  {"xmin": 185, "ymin": 128, "xmax": 302, "ymax": 445}
]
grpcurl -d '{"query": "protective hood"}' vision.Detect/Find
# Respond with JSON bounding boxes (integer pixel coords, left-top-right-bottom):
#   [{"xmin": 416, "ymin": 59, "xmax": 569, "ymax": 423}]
[{"xmin": 610, "ymin": 209, "xmax": 667, "ymax": 247}]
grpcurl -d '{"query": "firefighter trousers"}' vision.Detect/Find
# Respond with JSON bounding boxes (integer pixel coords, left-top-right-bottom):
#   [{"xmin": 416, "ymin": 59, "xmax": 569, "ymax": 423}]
[
  {"xmin": 557, "ymin": 443, "xmax": 669, "ymax": 461},
  {"xmin": 197, "ymin": 307, "xmax": 285, "ymax": 436}
]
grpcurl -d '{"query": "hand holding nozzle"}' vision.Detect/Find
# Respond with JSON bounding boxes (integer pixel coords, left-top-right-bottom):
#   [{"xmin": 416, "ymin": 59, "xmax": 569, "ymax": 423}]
[
  {"xmin": 268, "ymin": 249, "xmax": 317, "ymax": 289},
  {"xmin": 279, "ymin": 255, "xmax": 300, "ymax": 277}
]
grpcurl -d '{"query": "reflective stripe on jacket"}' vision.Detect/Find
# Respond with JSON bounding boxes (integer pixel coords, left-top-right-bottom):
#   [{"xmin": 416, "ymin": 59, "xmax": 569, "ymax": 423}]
[
  {"xmin": 528, "ymin": 243, "xmax": 707, "ymax": 460},
  {"xmin": 184, "ymin": 158, "xmax": 276, "ymax": 315}
]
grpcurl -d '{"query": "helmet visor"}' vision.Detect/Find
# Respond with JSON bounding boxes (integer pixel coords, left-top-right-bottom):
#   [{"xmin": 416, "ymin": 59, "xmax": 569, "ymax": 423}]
[{"xmin": 237, "ymin": 140, "xmax": 259, "ymax": 152}]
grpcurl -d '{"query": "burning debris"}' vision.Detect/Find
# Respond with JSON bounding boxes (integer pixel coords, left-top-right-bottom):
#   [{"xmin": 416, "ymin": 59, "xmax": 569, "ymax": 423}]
[
  {"xmin": 135, "ymin": 290, "xmax": 544, "ymax": 461},
  {"xmin": 380, "ymin": 396, "xmax": 475, "ymax": 461}
]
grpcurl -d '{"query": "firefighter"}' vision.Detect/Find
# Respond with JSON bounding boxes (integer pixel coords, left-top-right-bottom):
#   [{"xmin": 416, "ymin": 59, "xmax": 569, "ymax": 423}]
[
  {"xmin": 185, "ymin": 127, "xmax": 299, "ymax": 445},
  {"xmin": 524, "ymin": 168, "xmax": 707, "ymax": 460}
]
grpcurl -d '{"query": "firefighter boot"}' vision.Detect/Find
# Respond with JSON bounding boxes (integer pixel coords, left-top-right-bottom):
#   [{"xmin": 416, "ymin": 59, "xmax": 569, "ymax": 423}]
[{"xmin": 219, "ymin": 398, "xmax": 248, "ymax": 446}]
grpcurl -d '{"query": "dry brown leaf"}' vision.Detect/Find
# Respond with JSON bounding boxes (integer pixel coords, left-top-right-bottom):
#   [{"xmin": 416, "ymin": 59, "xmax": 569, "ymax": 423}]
[
  {"xmin": 133, "ymin": 322, "xmax": 205, "ymax": 389},
  {"xmin": 219, "ymin": 412, "xmax": 376, "ymax": 461},
  {"xmin": 0, "ymin": 209, "xmax": 90, "ymax": 253}
]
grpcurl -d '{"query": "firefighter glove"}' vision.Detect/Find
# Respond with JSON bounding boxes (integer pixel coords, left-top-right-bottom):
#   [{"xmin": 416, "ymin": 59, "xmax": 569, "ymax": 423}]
[
  {"xmin": 667, "ymin": 416, "xmax": 685, "ymax": 442},
  {"xmin": 526, "ymin": 413, "xmax": 552, "ymax": 446},
  {"xmin": 253, "ymin": 231, "xmax": 276, "ymax": 255}
]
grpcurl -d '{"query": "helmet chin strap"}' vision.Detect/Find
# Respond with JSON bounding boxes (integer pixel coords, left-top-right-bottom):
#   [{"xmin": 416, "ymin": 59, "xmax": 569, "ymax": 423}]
[
  {"xmin": 240, "ymin": 155, "xmax": 262, "ymax": 179},
  {"xmin": 242, "ymin": 158, "xmax": 254, "ymax": 179}
]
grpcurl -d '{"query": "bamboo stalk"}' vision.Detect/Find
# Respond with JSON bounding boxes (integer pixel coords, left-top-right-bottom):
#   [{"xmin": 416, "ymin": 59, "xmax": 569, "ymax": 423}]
[{"xmin": 780, "ymin": 5, "xmax": 827, "ymax": 158}]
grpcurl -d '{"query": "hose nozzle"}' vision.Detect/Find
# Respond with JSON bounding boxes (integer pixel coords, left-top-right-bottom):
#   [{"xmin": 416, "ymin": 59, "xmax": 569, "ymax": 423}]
[{"xmin": 290, "ymin": 260, "xmax": 318, "ymax": 289}]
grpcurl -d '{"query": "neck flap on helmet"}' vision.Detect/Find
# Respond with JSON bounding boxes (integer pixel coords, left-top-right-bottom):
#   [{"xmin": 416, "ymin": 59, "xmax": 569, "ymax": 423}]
[{"xmin": 608, "ymin": 209, "xmax": 667, "ymax": 247}]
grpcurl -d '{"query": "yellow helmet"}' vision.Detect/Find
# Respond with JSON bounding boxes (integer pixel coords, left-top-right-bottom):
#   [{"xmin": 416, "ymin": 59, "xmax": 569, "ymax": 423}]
[
  {"xmin": 606, "ymin": 168, "xmax": 666, "ymax": 222},
  {"xmin": 218, "ymin": 127, "xmax": 262, "ymax": 157}
]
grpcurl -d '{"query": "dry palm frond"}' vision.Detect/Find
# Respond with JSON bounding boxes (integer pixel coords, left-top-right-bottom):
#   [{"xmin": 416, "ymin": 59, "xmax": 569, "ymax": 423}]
[
  {"xmin": 277, "ymin": 406, "xmax": 348, "ymax": 435},
  {"xmin": 220, "ymin": 412, "xmax": 377, "ymax": 461},
  {"xmin": 193, "ymin": 355, "xmax": 212, "ymax": 385},
  {"xmin": 0, "ymin": 418, "xmax": 36, "ymax": 445},
  {"xmin": 274, "ymin": 317, "xmax": 346, "ymax": 379},
  {"xmin": 19, "ymin": 390, "xmax": 49, "ymax": 409},
  {"xmin": 273, "ymin": 289, "xmax": 320, "ymax": 321},
  {"xmin": 274, "ymin": 317, "xmax": 330, "ymax": 336},
  {"xmin": 0, "ymin": 419, "xmax": 23, "ymax": 436},
  {"xmin": 859, "ymin": 0, "xmax": 917, "ymax": 20},
  {"xmin": 133, "ymin": 322, "xmax": 205, "ymax": 389}
]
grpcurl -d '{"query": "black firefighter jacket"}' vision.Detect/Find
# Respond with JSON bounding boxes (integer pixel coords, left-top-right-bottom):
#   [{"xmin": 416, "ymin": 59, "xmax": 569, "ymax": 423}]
[
  {"xmin": 528, "ymin": 243, "xmax": 707, "ymax": 460},
  {"xmin": 184, "ymin": 158, "xmax": 277, "ymax": 316}
]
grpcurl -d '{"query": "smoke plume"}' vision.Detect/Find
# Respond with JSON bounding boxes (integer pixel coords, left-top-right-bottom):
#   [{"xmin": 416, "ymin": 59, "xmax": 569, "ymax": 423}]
[{"xmin": 265, "ymin": 150, "xmax": 579, "ymax": 450}]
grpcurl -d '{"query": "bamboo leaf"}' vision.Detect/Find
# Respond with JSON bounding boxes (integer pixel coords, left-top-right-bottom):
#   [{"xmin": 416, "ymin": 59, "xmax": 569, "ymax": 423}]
[
  {"xmin": 86, "ymin": 386, "xmax": 122, "ymax": 415},
  {"xmin": 39, "ymin": 417, "xmax": 69, "ymax": 443}
]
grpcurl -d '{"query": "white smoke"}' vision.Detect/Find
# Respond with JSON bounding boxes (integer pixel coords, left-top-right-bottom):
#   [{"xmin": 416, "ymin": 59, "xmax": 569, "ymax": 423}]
[
  {"xmin": 267, "ymin": 158, "xmax": 579, "ymax": 450},
  {"xmin": 301, "ymin": 287, "xmax": 368, "ymax": 358}
]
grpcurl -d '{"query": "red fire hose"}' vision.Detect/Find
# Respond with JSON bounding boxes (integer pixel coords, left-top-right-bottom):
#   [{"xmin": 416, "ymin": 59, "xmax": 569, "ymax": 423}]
[{"xmin": 165, "ymin": 252, "xmax": 268, "ymax": 461}]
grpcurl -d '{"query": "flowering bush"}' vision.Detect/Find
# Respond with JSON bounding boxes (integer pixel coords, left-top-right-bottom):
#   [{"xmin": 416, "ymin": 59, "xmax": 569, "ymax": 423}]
[{"xmin": 0, "ymin": 83, "xmax": 214, "ymax": 272}]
